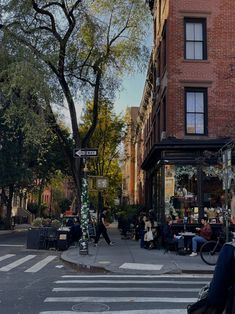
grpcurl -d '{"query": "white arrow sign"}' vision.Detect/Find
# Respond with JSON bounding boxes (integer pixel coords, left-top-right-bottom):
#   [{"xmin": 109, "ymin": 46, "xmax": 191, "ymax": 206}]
[{"xmin": 73, "ymin": 148, "xmax": 98, "ymax": 158}]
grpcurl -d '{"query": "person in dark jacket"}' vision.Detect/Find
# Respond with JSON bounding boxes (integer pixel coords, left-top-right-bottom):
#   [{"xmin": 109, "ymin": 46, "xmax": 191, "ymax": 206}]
[
  {"xmin": 162, "ymin": 216, "xmax": 184, "ymax": 251},
  {"xmin": 70, "ymin": 220, "xmax": 82, "ymax": 244},
  {"xmin": 207, "ymin": 193, "xmax": 235, "ymax": 312},
  {"xmin": 94, "ymin": 209, "xmax": 114, "ymax": 246}
]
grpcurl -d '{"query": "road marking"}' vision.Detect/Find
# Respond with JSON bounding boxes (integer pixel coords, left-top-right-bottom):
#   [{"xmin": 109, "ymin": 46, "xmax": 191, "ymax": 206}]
[
  {"xmin": 0, "ymin": 254, "xmax": 15, "ymax": 261},
  {"xmin": 0, "ymin": 244, "xmax": 24, "ymax": 247},
  {"xmin": 39, "ymin": 310, "xmax": 187, "ymax": 314},
  {"xmin": 120, "ymin": 263, "xmax": 163, "ymax": 270},
  {"xmin": 44, "ymin": 296, "xmax": 196, "ymax": 303},
  {"xmin": 0, "ymin": 255, "xmax": 36, "ymax": 271},
  {"xmin": 62, "ymin": 274, "xmax": 212, "ymax": 278},
  {"xmin": 25, "ymin": 256, "xmax": 57, "ymax": 273},
  {"xmin": 55, "ymin": 280, "xmax": 208, "ymax": 285},
  {"xmin": 53, "ymin": 287, "xmax": 199, "ymax": 292}
]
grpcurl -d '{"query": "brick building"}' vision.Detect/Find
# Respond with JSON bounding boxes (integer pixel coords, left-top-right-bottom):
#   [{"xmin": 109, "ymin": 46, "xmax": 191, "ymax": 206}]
[
  {"xmin": 122, "ymin": 107, "xmax": 139, "ymax": 205},
  {"xmin": 137, "ymin": 0, "xmax": 235, "ymax": 223}
]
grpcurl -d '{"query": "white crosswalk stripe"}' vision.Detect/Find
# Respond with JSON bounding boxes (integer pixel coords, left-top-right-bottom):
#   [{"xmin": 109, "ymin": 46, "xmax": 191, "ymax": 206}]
[
  {"xmin": 39, "ymin": 274, "xmax": 210, "ymax": 314},
  {"xmin": 40, "ymin": 308, "xmax": 189, "ymax": 313},
  {"xmin": 40, "ymin": 311, "xmax": 186, "ymax": 314},
  {"xmin": 0, "ymin": 254, "xmax": 58, "ymax": 272},
  {"xmin": 0, "ymin": 254, "xmax": 16, "ymax": 261},
  {"xmin": 25, "ymin": 256, "xmax": 58, "ymax": 273},
  {"xmin": 44, "ymin": 296, "xmax": 197, "ymax": 303},
  {"xmin": 0, "ymin": 254, "xmax": 36, "ymax": 271}
]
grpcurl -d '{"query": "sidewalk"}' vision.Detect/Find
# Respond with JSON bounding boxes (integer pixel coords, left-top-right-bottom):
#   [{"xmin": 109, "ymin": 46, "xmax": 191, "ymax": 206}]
[
  {"xmin": 61, "ymin": 223, "xmax": 215, "ymax": 275},
  {"xmin": 0, "ymin": 223, "xmax": 30, "ymax": 235}
]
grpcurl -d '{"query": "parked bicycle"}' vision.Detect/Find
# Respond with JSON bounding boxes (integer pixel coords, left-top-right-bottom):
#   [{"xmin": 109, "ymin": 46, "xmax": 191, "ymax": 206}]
[{"xmin": 200, "ymin": 235, "xmax": 224, "ymax": 265}]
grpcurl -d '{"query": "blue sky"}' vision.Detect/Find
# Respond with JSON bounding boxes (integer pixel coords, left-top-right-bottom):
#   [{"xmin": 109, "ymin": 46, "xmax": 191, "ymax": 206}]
[{"xmin": 114, "ymin": 71, "xmax": 147, "ymax": 115}]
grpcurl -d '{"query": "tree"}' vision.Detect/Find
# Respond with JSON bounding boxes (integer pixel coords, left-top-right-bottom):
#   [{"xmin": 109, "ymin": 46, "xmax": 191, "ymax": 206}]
[
  {"xmin": 1, "ymin": 0, "xmax": 151, "ymax": 208},
  {"xmin": 80, "ymin": 99, "xmax": 124, "ymax": 209},
  {"xmin": 0, "ymin": 48, "xmax": 71, "ymax": 227}
]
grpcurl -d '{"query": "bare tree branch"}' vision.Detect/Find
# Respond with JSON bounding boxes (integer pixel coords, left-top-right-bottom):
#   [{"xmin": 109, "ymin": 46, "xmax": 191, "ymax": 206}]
[{"xmin": 31, "ymin": 0, "xmax": 62, "ymax": 42}]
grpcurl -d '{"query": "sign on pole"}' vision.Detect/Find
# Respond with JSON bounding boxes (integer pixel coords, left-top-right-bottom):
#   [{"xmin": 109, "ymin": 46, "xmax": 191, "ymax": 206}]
[
  {"xmin": 88, "ymin": 176, "xmax": 109, "ymax": 191},
  {"xmin": 73, "ymin": 148, "xmax": 98, "ymax": 158}
]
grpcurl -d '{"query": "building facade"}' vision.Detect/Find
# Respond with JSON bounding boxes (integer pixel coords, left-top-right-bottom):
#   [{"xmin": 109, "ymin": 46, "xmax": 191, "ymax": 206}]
[
  {"xmin": 137, "ymin": 0, "xmax": 235, "ymax": 223},
  {"xmin": 122, "ymin": 107, "xmax": 139, "ymax": 205}
]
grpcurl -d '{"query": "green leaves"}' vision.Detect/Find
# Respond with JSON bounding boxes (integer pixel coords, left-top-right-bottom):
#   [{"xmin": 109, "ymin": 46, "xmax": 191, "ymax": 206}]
[{"xmin": 80, "ymin": 99, "xmax": 124, "ymax": 207}]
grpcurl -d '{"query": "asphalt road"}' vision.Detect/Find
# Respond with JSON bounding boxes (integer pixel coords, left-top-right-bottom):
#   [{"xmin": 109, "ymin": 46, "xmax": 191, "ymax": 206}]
[
  {"xmin": 0, "ymin": 230, "xmax": 76, "ymax": 314},
  {"xmin": 0, "ymin": 231, "xmax": 212, "ymax": 314}
]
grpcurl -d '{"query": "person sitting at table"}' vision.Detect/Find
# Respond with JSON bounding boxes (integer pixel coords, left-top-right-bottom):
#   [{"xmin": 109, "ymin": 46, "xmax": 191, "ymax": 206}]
[
  {"xmin": 162, "ymin": 216, "xmax": 184, "ymax": 252},
  {"xmin": 189, "ymin": 216, "xmax": 212, "ymax": 257}
]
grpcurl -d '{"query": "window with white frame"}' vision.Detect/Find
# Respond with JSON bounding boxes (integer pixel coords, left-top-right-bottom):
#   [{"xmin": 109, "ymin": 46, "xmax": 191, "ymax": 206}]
[
  {"xmin": 184, "ymin": 18, "xmax": 207, "ymax": 60},
  {"xmin": 185, "ymin": 88, "xmax": 207, "ymax": 135}
]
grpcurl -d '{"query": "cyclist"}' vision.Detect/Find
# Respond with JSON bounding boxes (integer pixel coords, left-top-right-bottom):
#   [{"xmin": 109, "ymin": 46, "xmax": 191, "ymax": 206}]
[{"xmin": 207, "ymin": 193, "xmax": 235, "ymax": 312}]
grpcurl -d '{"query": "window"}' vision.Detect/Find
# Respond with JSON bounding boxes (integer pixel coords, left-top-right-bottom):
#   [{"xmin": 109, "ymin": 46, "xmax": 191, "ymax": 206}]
[
  {"xmin": 184, "ymin": 18, "xmax": 207, "ymax": 60},
  {"xmin": 185, "ymin": 88, "xmax": 207, "ymax": 135}
]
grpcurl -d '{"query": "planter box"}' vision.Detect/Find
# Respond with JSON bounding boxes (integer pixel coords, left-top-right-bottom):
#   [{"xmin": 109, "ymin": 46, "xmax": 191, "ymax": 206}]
[{"xmin": 26, "ymin": 228, "xmax": 41, "ymax": 249}]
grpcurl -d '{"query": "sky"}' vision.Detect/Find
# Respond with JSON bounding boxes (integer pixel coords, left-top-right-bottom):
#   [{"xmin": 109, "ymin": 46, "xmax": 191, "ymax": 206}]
[
  {"xmin": 61, "ymin": 70, "xmax": 148, "ymax": 126},
  {"xmin": 114, "ymin": 71, "xmax": 147, "ymax": 115}
]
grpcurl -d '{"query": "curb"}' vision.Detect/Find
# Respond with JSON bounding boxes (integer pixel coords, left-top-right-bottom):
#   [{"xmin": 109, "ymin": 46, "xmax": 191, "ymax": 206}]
[
  {"xmin": 60, "ymin": 253, "xmax": 214, "ymax": 275},
  {"xmin": 60, "ymin": 255, "xmax": 109, "ymax": 273}
]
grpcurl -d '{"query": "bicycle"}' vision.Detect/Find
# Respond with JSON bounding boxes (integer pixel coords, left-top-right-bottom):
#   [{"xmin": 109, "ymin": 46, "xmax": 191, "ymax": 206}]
[{"xmin": 200, "ymin": 235, "xmax": 225, "ymax": 266}]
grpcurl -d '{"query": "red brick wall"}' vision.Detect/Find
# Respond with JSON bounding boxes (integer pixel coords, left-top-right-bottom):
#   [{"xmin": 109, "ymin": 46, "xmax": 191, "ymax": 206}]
[{"xmin": 165, "ymin": 0, "xmax": 235, "ymax": 139}]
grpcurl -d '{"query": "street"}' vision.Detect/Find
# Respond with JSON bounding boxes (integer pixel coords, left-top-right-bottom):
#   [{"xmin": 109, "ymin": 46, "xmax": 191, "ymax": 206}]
[
  {"xmin": 0, "ymin": 231, "xmax": 212, "ymax": 314},
  {"xmin": 39, "ymin": 273, "xmax": 210, "ymax": 314},
  {"xmin": 0, "ymin": 230, "xmax": 74, "ymax": 314}
]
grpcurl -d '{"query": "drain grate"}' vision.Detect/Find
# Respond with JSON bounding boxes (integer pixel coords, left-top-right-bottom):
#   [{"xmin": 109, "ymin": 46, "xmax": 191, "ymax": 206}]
[{"xmin": 72, "ymin": 303, "xmax": 110, "ymax": 312}]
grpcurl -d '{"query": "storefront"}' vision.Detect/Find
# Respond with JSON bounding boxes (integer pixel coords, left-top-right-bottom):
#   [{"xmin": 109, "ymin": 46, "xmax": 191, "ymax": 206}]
[{"xmin": 142, "ymin": 138, "xmax": 233, "ymax": 224}]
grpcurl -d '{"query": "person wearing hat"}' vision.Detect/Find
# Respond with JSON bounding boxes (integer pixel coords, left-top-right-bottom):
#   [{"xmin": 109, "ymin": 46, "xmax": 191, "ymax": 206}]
[{"xmin": 190, "ymin": 216, "xmax": 212, "ymax": 256}]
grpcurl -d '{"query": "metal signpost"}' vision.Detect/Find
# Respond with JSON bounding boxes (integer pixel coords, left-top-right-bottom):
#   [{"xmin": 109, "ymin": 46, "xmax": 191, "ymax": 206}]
[
  {"xmin": 87, "ymin": 176, "xmax": 109, "ymax": 220},
  {"xmin": 74, "ymin": 148, "xmax": 98, "ymax": 255}
]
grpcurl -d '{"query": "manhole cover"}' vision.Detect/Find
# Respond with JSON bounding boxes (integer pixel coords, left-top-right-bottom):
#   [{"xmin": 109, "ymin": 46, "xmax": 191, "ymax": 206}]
[{"xmin": 72, "ymin": 303, "xmax": 110, "ymax": 312}]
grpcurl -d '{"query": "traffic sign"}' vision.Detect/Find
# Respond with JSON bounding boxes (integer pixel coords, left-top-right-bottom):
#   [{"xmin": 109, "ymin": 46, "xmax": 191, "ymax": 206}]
[{"xmin": 73, "ymin": 148, "xmax": 98, "ymax": 158}]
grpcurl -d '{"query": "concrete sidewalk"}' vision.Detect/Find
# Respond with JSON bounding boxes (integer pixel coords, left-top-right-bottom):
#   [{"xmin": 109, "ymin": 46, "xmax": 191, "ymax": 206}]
[
  {"xmin": 0, "ymin": 223, "xmax": 30, "ymax": 235},
  {"xmin": 61, "ymin": 223, "xmax": 215, "ymax": 275}
]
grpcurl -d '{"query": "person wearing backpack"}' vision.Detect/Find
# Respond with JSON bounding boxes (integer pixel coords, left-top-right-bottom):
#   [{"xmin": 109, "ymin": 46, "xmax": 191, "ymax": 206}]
[
  {"xmin": 206, "ymin": 192, "xmax": 235, "ymax": 313},
  {"xmin": 187, "ymin": 193, "xmax": 235, "ymax": 314}
]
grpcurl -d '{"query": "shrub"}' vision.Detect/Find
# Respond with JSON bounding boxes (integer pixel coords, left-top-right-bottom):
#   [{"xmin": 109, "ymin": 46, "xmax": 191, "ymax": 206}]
[
  {"xmin": 32, "ymin": 217, "xmax": 43, "ymax": 227},
  {"xmin": 51, "ymin": 219, "xmax": 61, "ymax": 229}
]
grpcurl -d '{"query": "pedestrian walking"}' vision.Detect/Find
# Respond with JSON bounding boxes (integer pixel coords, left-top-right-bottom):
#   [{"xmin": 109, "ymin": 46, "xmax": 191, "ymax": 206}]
[{"xmin": 94, "ymin": 208, "xmax": 114, "ymax": 246}]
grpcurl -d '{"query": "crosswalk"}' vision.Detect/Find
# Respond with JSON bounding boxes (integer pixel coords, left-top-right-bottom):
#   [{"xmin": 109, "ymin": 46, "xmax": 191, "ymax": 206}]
[
  {"xmin": 0, "ymin": 254, "xmax": 58, "ymax": 273},
  {"xmin": 39, "ymin": 274, "xmax": 212, "ymax": 314}
]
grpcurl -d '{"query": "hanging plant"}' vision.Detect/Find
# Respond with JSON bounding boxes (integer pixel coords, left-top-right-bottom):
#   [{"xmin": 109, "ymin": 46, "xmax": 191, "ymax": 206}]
[
  {"xmin": 202, "ymin": 166, "xmax": 223, "ymax": 179},
  {"xmin": 175, "ymin": 165, "xmax": 197, "ymax": 180}
]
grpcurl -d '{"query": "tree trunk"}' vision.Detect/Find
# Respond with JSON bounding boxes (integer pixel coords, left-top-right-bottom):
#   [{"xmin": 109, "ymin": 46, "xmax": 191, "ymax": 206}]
[{"xmin": 38, "ymin": 179, "xmax": 44, "ymax": 217}]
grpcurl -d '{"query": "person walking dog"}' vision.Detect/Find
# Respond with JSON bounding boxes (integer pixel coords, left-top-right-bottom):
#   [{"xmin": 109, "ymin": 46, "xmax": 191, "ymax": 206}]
[{"xmin": 94, "ymin": 208, "xmax": 114, "ymax": 246}]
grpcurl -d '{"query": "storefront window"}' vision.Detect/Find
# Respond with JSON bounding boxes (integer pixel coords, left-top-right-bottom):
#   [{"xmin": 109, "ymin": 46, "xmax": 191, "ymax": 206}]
[
  {"xmin": 165, "ymin": 165, "xmax": 198, "ymax": 223},
  {"xmin": 164, "ymin": 164, "xmax": 225, "ymax": 224}
]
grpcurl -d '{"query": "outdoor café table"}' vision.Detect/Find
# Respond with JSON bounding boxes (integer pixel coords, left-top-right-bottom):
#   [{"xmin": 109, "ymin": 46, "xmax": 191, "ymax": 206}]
[{"xmin": 179, "ymin": 232, "xmax": 196, "ymax": 251}]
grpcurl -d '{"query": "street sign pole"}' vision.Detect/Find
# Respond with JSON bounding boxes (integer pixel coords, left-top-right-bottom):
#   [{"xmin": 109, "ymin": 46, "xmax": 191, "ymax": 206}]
[{"xmin": 73, "ymin": 148, "xmax": 98, "ymax": 255}]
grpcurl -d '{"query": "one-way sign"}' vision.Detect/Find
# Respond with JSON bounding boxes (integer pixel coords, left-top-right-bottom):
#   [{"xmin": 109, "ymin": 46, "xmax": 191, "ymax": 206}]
[{"xmin": 73, "ymin": 148, "xmax": 98, "ymax": 158}]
